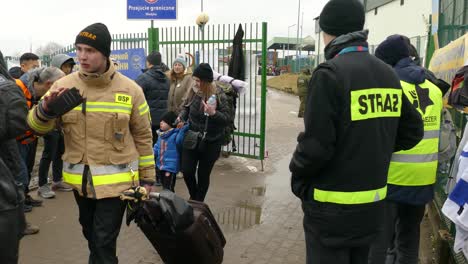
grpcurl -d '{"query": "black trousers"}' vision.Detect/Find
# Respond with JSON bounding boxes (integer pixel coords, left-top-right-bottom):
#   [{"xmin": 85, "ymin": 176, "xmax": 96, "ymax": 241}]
[
  {"xmin": 181, "ymin": 143, "xmax": 221, "ymax": 202},
  {"xmin": 157, "ymin": 169, "xmax": 176, "ymax": 192},
  {"xmin": 0, "ymin": 205, "xmax": 25, "ymax": 264},
  {"xmin": 73, "ymin": 191, "xmax": 126, "ymax": 264},
  {"xmin": 26, "ymin": 140, "xmax": 37, "ymax": 193},
  {"xmin": 368, "ymin": 201, "xmax": 426, "ymax": 264},
  {"xmin": 151, "ymin": 125, "xmax": 161, "ymax": 183},
  {"xmin": 38, "ymin": 130, "xmax": 64, "ymax": 186},
  {"xmin": 303, "ymin": 216, "xmax": 370, "ymax": 264}
]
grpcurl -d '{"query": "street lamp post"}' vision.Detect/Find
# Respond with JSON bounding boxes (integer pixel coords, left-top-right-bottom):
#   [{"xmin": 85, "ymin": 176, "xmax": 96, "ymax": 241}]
[
  {"xmin": 287, "ymin": 23, "xmax": 296, "ymax": 67},
  {"xmin": 296, "ymin": 0, "xmax": 301, "ymax": 72}
]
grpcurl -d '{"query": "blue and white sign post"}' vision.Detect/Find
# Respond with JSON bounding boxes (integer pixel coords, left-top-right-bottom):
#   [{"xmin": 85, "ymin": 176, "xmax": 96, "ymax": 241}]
[{"xmin": 127, "ymin": 0, "xmax": 177, "ymax": 20}]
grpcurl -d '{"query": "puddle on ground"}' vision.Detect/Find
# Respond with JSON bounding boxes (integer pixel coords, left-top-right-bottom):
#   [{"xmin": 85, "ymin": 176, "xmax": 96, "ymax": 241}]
[
  {"xmin": 250, "ymin": 186, "xmax": 266, "ymax": 196},
  {"xmin": 215, "ymin": 186, "xmax": 266, "ymax": 234},
  {"xmin": 215, "ymin": 201, "xmax": 263, "ymax": 234}
]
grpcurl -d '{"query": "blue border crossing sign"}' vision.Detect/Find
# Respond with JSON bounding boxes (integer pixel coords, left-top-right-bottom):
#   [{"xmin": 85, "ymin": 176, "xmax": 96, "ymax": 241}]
[{"xmin": 127, "ymin": 0, "xmax": 177, "ymax": 20}]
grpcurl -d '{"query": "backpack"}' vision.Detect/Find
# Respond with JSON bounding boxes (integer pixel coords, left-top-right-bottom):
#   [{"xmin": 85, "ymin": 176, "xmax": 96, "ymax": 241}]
[
  {"xmin": 448, "ymin": 65, "xmax": 468, "ymax": 109},
  {"xmin": 438, "ymin": 108, "xmax": 457, "ymax": 163},
  {"xmin": 215, "ymin": 81, "xmax": 237, "ymax": 150}
]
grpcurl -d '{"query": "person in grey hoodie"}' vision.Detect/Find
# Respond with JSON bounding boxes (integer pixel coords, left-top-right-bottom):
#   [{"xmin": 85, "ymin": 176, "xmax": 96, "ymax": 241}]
[
  {"xmin": 135, "ymin": 51, "xmax": 170, "ymax": 185},
  {"xmin": 51, "ymin": 54, "xmax": 76, "ymax": 75}
]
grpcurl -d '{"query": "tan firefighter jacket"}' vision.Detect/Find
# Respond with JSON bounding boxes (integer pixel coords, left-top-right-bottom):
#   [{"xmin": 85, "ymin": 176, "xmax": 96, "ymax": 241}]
[{"xmin": 27, "ymin": 61, "xmax": 155, "ymax": 199}]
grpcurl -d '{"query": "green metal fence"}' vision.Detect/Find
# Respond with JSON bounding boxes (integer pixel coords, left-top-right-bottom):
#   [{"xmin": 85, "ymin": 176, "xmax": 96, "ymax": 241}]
[
  {"xmin": 5, "ymin": 24, "xmax": 268, "ymax": 162},
  {"xmin": 438, "ymin": 0, "xmax": 468, "ymax": 48},
  {"xmin": 424, "ymin": 1, "xmax": 468, "ymax": 263},
  {"xmin": 276, "ymin": 56, "xmax": 315, "ymax": 73},
  {"xmin": 39, "ymin": 32, "xmax": 150, "ymax": 66},
  {"xmin": 150, "ymin": 23, "xmax": 268, "ymax": 161}
]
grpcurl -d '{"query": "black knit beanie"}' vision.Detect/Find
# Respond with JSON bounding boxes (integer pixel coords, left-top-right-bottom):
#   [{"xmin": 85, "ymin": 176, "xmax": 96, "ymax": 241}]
[
  {"xmin": 161, "ymin": 111, "xmax": 178, "ymax": 128},
  {"xmin": 75, "ymin": 23, "xmax": 112, "ymax": 57},
  {"xmin": 375, "ymin": 35, "xmax": 410, "ymax": 66},
  {"xmin": 193, "ymin": 63, "xmax": 213, "ymax": 82},
  {"xmin": 319, "ymin": 0, "xmax": 365, "ymax": 37}
]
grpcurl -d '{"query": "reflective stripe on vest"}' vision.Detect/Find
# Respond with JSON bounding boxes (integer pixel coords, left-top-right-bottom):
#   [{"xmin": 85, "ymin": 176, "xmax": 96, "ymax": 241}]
[
  {"xmin": 388, "ymin": 80, "xmax": 443, "ymax": 186},
  {"xmin": 314, "ymin": 185, "xmax": 387, "ymax": 205},
  {"xmin": 350, "ymin": 88, "xmax": 402, "ymax": 121},
  {"xmin": 63, "ymin": 161, "xmax": 139, "ymax": 187}
]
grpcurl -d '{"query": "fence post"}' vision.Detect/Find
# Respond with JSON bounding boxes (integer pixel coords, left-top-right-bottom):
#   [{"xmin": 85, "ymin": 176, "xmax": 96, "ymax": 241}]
[
  {"xmin": 416, "ymin": 36, "xmax": 421, "ymax": 56},
  {"xmin": 42, "ymin": 55, "xmax": 50, "ymax": 67},
  {"xmin": 260, "ymin": 22, "xmax": 268, "ymax": 165},
  {"xmin": 148, "ymin": 27, "xmax": 159, "ymax": 52}
]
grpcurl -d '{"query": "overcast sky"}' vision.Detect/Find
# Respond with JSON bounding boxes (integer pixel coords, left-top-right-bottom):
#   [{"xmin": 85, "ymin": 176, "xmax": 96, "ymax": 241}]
[{"xmin": 0, "ymin": 0, "xmax": 328, "ymax": 56}]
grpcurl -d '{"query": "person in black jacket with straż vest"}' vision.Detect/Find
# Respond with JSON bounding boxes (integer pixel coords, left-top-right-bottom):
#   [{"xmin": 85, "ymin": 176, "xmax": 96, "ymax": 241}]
[
  {"xmin": 135, "ymin": 51, "xmax": 170, "ymax": 185},
  {"xmin": 0, "ymin": 50, "xmax": 29, "ymax": 264},
  {"xmin": 289, "ymin": 1, "xmax": 424, "ymax": 263}
]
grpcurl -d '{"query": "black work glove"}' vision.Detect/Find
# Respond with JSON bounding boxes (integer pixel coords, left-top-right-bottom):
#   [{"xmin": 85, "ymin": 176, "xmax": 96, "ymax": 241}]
[{"xmin": 40, "ymin": 87, "xmax": 84, "ymax": 118}]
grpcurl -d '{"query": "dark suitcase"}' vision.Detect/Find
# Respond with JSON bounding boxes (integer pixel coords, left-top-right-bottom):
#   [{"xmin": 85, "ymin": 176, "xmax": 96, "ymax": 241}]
[{"xmin": 126, "ymin": 190, "xmax": 226, "ymax": 264}]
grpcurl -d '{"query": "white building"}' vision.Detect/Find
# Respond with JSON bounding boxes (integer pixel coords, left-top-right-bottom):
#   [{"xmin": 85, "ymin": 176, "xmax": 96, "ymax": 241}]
[{"xmin": 315, "ymin": 0, "xmax": 432, "ymax": 65}]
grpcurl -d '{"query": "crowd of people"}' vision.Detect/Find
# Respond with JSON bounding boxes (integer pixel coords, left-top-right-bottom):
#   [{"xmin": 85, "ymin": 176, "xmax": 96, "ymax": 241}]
[
  {"xmin": 0, "ymin": 0, "xmax": 464, "ymax": 263},
  {"xmin": 0, "ymin": 21, "xmax": 234, "ymax": 263}
]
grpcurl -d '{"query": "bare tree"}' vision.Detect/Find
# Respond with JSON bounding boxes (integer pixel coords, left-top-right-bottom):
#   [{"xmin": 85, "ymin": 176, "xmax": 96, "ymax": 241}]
[{"xmin": 35, "ymin": 42, "xmax": 64, "ymax": 56}]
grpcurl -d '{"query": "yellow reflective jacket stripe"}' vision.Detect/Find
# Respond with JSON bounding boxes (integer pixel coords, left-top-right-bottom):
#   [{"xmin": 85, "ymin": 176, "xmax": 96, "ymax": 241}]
[
  {"xmin": 139, "ymin": 155, "xmax": 155, "ymax": 167},
  {"xmin": 138, "ymin": 102, "xmax": 150, "ymax": 116},
  {"xmin": 388, "ymin": 80, "xmax": 443, "ymax": 186},
  {"xmin": 27, "ymin": 113, "xmax": 54, "ymax": 134},
  {"xmin": 72, "ymin": 102, "xmax": 132, "ymax": 114},
  {"xmin": 314, "ymin": 186, "xmax": 387, "ymax": 205},
  {"xmin": 350, "ymin": 88, "xmax": 402, "ymax": 121},
  {"xmin": 63, "ymin": 161, "xmax": 139, "ymax": 186},
  {"xmin": 63, "ymin": 171, "xmax": 139, "ymax": 186}
]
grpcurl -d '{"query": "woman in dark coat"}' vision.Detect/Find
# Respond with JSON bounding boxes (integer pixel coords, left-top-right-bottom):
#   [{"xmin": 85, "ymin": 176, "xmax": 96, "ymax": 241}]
[{"xmin": 178, "ymin": 63, "xmax": 231, "ymax": 202}]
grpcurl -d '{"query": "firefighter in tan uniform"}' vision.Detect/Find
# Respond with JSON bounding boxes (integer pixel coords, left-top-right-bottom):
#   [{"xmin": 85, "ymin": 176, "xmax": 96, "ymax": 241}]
[{"xmin": 27, "ymin": 23, "xmax": 155, "ymax": 264}]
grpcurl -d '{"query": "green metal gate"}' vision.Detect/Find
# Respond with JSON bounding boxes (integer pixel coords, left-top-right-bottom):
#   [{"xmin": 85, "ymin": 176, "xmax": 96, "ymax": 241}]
[{"xmin": 149, "ymin": 22, "xmax": 268, "ymax": 161}]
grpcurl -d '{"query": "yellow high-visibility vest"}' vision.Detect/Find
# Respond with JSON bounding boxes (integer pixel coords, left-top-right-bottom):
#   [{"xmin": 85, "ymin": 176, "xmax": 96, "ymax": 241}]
[{"xmin": 388, "ymin": 80, "xmax": 443, "ymax": 186}]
